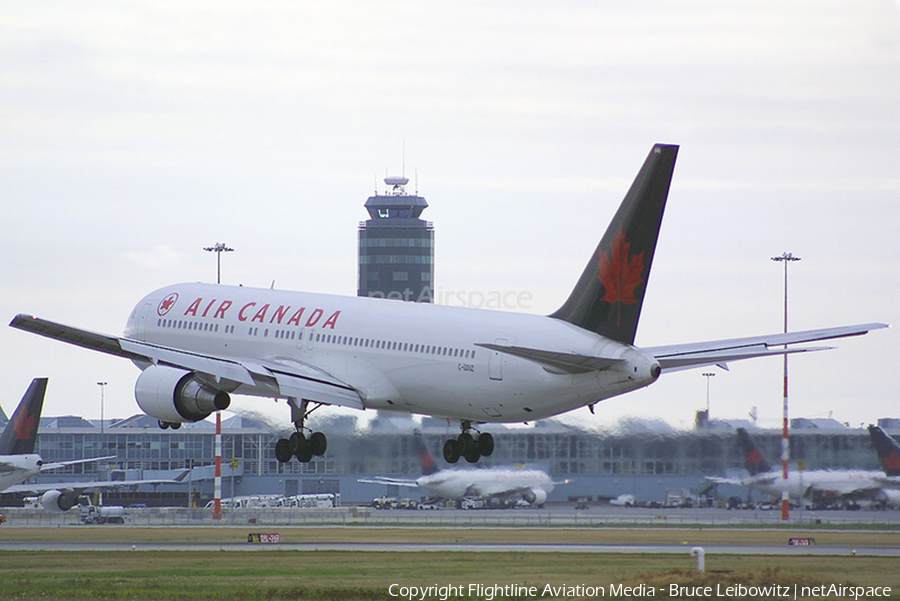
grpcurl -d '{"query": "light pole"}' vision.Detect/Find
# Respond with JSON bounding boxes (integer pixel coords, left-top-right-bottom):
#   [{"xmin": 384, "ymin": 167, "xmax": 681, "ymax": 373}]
[
  {"xmin": 771, "ymin": 252, "xmax": 800, "ymax": 521},
  {"xmin": 702, "ymin": 372, "xmax": 715, "ymax": 416},
  {"xmin": 202, "ymin": 243, "xmax": 232, "ymax": 518},
  {"xmin": 203, "ymin": 243, "xmax": 234, "ymax": 284},
  {"xmin": 97, "ymin": 382, "xmax": 107, "ymax": 435}
]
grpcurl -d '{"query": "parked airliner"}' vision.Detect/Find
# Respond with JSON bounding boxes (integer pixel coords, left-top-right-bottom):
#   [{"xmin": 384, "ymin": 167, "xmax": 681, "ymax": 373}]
[
  {"xmin": 10, "ymin": 144, "xmax": 888, "ymax": 464},
  {"xmin": 711, "ymin": 427, "xmax": 900, "ymax": 509},
  {"xmin": 0, "ymin": 379, "xmax": 114, "ymax": 494},
  {"xmin": 359, "ymin": 432, "xmax": 557, "ymax": 506},
  {"xmin": 0, "ymin": 378, "xmax": 180, "ymax": 512}
]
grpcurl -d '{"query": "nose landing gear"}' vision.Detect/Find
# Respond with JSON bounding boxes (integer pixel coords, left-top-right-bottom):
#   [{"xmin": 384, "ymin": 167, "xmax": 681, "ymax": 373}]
[
  {"xmin": 274, "ymin": 398, "xmax": 328, "ymax": 464},
  {"xmin": 443, "ymin": 421, "xmax": 494, "ymax": 464}
]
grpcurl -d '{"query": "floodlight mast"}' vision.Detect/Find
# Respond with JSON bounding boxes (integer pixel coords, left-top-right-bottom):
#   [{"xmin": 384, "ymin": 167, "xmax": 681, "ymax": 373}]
[
  {"xmin": 771, "ymin": 252, "xmax": 800, "ymax": 521},
  {"xmin": 203, "ymin": 243, "xmax": 234, "ymax": 285},
  {"xmin": 97, "ymin": 381, "xmax": 107, "ymax": 435},
  {"xmin": 202, "ymin": 242, "xmax": 234, "ymax": 519},
  {"xmin": 702, "ymin": 372, "xmax": 715, "ymax": 415}
]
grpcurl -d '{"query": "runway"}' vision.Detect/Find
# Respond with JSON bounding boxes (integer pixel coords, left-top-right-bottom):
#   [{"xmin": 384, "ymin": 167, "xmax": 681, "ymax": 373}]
[{"xmin": 2, "ymin": 541, "xmax": 898, "ymax": 556}]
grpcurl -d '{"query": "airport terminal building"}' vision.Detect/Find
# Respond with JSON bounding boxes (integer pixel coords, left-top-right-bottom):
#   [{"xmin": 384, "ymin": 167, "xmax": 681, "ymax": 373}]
[{"xmin": 3, "ymin": 410, "xmax": 897, "ymax": 507}]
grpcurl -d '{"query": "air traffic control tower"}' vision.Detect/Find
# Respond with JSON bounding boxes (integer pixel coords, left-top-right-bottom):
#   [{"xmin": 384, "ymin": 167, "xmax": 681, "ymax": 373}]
[{"xmin": 358, "ymin": 176, "xmax": 434, "ymax": 302}]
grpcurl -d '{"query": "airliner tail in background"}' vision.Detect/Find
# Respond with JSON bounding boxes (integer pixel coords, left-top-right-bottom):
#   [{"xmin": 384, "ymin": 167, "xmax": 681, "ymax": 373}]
[{"xmin": 0, "ymin": 378, "xmax": 46, "ymax": 456}]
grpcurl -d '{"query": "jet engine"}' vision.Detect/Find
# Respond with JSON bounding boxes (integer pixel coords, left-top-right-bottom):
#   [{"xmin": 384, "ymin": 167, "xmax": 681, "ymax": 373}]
[
  {"xmin": 134, "ymin": 365, "xmax": 230, "ymax": 423},
  {"xmin": 523, "ymin": 487, "xmax": 547, "ymax": 506},
  {"xmin": 40, "ymin": 489, "xmax": 80, "ymax": 512}
]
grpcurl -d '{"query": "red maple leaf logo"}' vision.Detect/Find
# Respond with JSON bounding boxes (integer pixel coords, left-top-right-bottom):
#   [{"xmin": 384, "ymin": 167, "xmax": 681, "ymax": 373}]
[
  {"xmin": 14, "ymin": 411, "xmax": 36, "ymax": 440},
  {"xmin": 883, "ymin": 451, "xmax": 900, "ymax": 472},
  {"xmin": 157, "ymin": 293, "xmax": 179, "ymax": 316},
  {"xmin": 597, "ymin": 230, "xmax": 645, "ymax": 326},
  {"xmin": 746, "ymin": 449, "xmax": 765, "ymax": 467}
]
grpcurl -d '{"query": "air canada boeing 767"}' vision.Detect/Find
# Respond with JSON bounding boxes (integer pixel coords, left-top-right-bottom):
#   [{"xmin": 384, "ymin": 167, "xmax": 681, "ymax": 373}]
[{"xmin": 10, "ymin": 144, "xmax": 888, "ymax": 464}]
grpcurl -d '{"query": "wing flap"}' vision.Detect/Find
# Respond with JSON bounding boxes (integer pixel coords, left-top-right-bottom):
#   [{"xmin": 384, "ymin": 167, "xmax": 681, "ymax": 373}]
[
  {"xmin": 475, "ymin": 343, "xmax": 623, "ymax": 374},
  {"xmin": 264, "ymin": 362, "xmax": 364, "ymax": 410},
  {"xmin": 119, "ymin": 339, "xmax": 257, "ymax": 387}
]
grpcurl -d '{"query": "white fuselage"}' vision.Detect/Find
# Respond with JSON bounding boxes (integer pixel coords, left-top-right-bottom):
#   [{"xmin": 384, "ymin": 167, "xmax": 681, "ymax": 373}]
[
  {"xmin": 0, "ymin": 454, "xmax": 42, "ymax": 492},
  {"xmin": 416, "ymin": 468, "xmax": 554, "ymax": 500},
  {"xmin": 124, "ymin": 283, "xmax": 660, "ymax": 423},
  {"xmin": 744, "ymin": 469, "xmax": 892, "ymax": 501}
]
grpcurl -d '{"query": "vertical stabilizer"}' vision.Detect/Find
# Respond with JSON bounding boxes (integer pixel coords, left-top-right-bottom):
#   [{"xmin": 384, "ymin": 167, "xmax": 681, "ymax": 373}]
[
  {"xmin": 868, "ymin": 425, "xmax": 900, "ymax": 477},
  {"xmin": 550, "ymin": 144, "xmax": 678, "ymax": 344},
  {"xmin": 0, "ymin": 378, "xmax": 48, "ymax": 455},
  {"xmin": 413, "ymin": 430, "xmax": 439, "ymax": 476},
  {"xmin": 737, "ymin": 428, "xmax": 772, "ymax": 476}
]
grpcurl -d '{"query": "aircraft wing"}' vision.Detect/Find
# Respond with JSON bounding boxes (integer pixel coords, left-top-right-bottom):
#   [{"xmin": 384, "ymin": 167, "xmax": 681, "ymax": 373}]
[
  {"xmin": 706, "ymin": 476, "xmax": 745, "ymax": 486},
  {"xmin": 357, "ymin": 476, "xmax": 420, "ymax": 489},
  {"xmin": 10, "ymin": 314, "xmax": 363, "ymax": 410},
  {"xmin": 5, "ymin": 473, "xmax": 187, "ymax": 494},
  {"xmin": 40, "ymin": 455, "xmax": 117, "ymax": 471},
  {"xmin": 645, "ymin": 323, "xmax": 889, "ymax": 372}
]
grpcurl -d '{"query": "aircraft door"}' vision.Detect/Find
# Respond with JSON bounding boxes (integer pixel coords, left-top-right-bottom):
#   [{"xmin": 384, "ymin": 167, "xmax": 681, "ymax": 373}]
[
  {"xmin": 489, "ymin": 338, "xmax": 506, "ymax": 381},
  {"xmin": 135, "ymin": 302, "xmax": 153, "ymax": 340}
]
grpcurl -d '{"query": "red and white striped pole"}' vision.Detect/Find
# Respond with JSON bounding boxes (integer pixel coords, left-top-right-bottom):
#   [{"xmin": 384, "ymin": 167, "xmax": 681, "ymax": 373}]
[
  {"xmin": 772, "ymin": 252, "xmax": 800, "ymax": 522},
  {"xmin": 214, "ymin": 412, "xmax": 222, "ymax": 520}
]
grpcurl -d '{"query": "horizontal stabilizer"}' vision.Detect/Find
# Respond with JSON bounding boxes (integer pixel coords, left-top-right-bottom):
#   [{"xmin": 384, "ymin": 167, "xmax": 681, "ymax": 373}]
[
  {"xmin": 475, "ymin": 343, "xmax": 623, "ymax": 374},
  {"xmin": 646, "ymin": 323, "xmax": 889, "ymax": 373}
]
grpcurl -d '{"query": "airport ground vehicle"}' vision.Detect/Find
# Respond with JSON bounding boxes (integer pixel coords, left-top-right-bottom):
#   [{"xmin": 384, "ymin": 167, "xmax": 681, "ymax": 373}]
[{"xmin": 80, "ymin": 504, "xmax": 126, "ymax": 524}]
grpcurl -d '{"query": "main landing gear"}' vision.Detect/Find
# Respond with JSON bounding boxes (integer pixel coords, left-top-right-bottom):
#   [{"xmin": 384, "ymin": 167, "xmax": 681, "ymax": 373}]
[
  {"xmin": 274, "ymin": 398, "xmax": 328, "ymax": 464},
  {"xmin": 442, "ymin": 421, "xmax": 494, "ymax": 464}
]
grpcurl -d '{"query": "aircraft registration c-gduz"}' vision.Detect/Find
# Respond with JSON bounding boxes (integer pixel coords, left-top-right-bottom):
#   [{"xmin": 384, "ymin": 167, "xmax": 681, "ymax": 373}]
[{"xmin": 10, "ymin": 144, "xmax": 889, "ymax": 465}]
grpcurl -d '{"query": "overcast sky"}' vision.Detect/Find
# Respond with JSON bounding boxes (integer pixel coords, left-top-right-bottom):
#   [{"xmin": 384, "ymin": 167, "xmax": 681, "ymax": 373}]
[{"xmin": 1, "ymin": 1, "xmax": 897, "ymax": 433}]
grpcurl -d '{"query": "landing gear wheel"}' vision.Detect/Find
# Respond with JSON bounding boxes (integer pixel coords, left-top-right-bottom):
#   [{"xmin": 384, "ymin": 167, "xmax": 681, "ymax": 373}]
[
  {"xmin": 476, "ymin": 432, "xmax": 494, "ymax": 457},
  {"xmin": 443, "ymin": 439, "xmax": 461, "ymax": 463},
  {"xmin": 289, "ymin": 431, "xmax": 306, "ymax": 453},
  {"xmin": 463, "ymin": 445, "xmax": 480, "ymax": 463},
  {"xmin": 275, "ymin": 438, "xmax": 293, "ymax": 463},
  {"xmin": 309, "ymin": 431, "xmax": 327, "ymax": 456},
  {"xmin": 458, "ymin": 432, "xmax": 475, "ymax": 454},
  {"xmin": 295, "ymin": 439, "xmax": 313, "ymax": 463}
]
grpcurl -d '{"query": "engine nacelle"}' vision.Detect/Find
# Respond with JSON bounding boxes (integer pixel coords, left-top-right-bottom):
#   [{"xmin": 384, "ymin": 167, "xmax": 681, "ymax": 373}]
[
  {"xmin": 40, "ymin": 489, "xmax": 80, "ymax": 512},
  {"xmin": 523, "ymin": 487, "xmax": 548, "ymax": 506},
  {"xmin": 135, "ymin": 365, "xmax": 230, "ymax": 423}
]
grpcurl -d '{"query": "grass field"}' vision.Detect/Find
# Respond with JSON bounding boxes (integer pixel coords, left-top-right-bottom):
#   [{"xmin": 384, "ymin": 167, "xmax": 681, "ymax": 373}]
[{"xmin": 1, "ymin": 526, "xmax": 899, "ymax": 600}]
